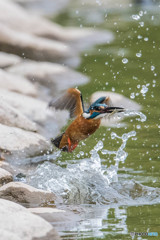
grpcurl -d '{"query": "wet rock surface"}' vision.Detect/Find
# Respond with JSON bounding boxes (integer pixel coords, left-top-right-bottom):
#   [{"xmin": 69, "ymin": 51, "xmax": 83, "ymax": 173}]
[
  {"xmin": 0, "ymin": 168, "xmax": 13, "ymax": 186},
  {"xmin": 0, "ymin": 199, "xmax": 60, "ymax": 240},
  {"xmin": 0, "ymin": 182, "xmax": 57, "ymax": 207},
  {"xmin": 29, "ymin": 207, "xmax": 80, "ymax": 223},
  {"xmin": 0, "ymin": 161, "xmax": 15, "ymax": 174}
]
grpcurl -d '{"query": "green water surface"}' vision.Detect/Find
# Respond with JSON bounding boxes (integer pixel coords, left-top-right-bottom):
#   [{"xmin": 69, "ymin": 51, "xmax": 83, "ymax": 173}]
[{"xmin": 53, "ymin": 1, "xmax": 160, "ymax": 239}]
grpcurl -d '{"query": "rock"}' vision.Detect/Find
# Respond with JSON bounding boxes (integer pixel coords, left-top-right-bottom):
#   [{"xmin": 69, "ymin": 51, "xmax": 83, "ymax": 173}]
[
  {"xmin": 8, "ymin": 61, "xmax": 89, "ymax": 92},
  {"xmin": 29, "ymin": 207, "xmax": 80, "ymax": 223},
  {"xmin": 0, "ymin": 182, "xmax": 57, "ymax": 207},
  {"xmin": 0, "ymin": 89, "xmax": 49, "ymax": 122},
  {"xmin": 0, "ymin": 69, "xmax": 37, "ymax": 96},
  {"xmin": 91, "ymin": 91, "xmax": 141, "ymax": 126},
  {"xmin": 0, "ymin": 0, "xmax": 114, "ymax": 50},
  {"xmin": 0, "ymin": 23, "xmax": 74, "ymax": 62},
  {"xmin": 0, "ymin": 89, "xmax": 68, "ymax": 138},
  {"xmin": 0, "ymin": 123, "xmax": 50, "ymax": 158},
  {"xmin": 0, "ymin": 168, "xmax": 13, "ymax": 186},
  {"xmin": 0, "ymin": 99, "xmax": 37, "ymax": 132},
  {"xmin": 12, "ymin": 0, "xmax": 70, "ymax": 17},
  {"xmin": 0, "ymin": 161, "xmax": 14, "ymax": 174},
  {"xmin": 0, "ymin": 51, "xmax": 22, "ymax": 68},
  {"xmin": 0, "ymin": 198, "xmax": 60, "ymax": 240}
]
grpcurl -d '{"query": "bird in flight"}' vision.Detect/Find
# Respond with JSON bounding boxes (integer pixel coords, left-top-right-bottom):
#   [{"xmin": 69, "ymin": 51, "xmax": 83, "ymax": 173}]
[{"xmin": 49, "ymin": 88, "xmax": 124, "ymax": 152}]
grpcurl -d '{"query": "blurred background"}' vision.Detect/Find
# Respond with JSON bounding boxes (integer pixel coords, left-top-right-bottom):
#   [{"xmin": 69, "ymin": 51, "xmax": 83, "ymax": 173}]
[{"xmin": 0, "ymin": 0, "xmax": 160, "ymax": 239}]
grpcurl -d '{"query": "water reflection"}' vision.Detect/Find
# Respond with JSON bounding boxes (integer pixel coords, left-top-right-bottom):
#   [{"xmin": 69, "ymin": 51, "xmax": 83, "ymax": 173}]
[{"xmin": 52, "ymin": 205, "xmax": 128, "ymax": 239}]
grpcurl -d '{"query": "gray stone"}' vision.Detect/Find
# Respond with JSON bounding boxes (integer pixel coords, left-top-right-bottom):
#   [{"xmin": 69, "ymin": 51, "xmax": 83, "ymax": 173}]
[
  {"xmin": 0, "ymin": 161, "xmax": 14, "ymax": 174},
  {"xmin": 0, "ymin": 98, "xmax": 37, "ymax": 132},
  {"xmin": 0, "ymin": 51, "xmax": 22, "ymax": 68},
  {"xmin": 0, "ymin": 69, "xmax": 37, "ymax": 96},
  {"xmin": 0, "ymin": 0, "xmax": 114, "ymax": 49},
  {"xmin": 0, "ymin": 89, "xmax": 68, "ymax": 138},
  {"xmin": 0, "ymin": 123, "xmax": 50, "ymax": 158},
  {"xmin": 0, "ymin": 167, "xmax": 13, "ymax": 186},
  {"xmin": 0, "ymin": 89, "xmax": 50, "ymax": 122},
  {"xmin": 0, "ymin": 23, "xmax": 74, "ymax": 62},
  {"xmin": 29, "ymin": 207, "xmax": 80, "ymax": 223},
  {"xmin": 0, "ymin": 182, "xmax": 57, "ymax": 207},
  {"xmin": 12, "ymin": 0, "xmax": 70, "ymax": 17},
  {"xmin": 0, "ymin": 198, "xmax": 60, "ymax": 240},
  {"xmin": 8, "ymin": 60, "xmax": 89, "ymax": 92}
]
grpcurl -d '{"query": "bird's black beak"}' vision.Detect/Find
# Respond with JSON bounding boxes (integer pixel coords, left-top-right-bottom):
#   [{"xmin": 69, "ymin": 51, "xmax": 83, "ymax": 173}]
[{"xmin": 102, "ymin": 106, "xmax": 125, "ymax": 113}]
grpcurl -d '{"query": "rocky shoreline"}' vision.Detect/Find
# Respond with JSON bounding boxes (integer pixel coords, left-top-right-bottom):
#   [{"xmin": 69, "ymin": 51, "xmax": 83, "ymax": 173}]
[
  {"xmin": 0, "ymin": 0, "xmax": 114, "ymax": 239},
  {"xmin": 0, "ymin": 1, "xmax": 143, "ymax": 239}
]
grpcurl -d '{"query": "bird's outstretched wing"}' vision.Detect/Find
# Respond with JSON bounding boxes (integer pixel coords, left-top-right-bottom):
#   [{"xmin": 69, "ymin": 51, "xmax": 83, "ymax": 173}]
[
  {"xmin": 49, "ymin": 88, "xmax": 84, "ymax": 118},
  {"xmin": 90, "ymin": 96, "xmax": 113, "ymax": 108}
]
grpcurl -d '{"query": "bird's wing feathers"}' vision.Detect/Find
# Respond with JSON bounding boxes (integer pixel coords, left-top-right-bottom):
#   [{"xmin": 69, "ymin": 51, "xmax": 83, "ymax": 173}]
[
  {"xmin": 101, "ymin": 96, "xmax": 113, "ymax": 107},
  {"xmin": 49, "ymin": 88, "xmax": 84, "ymax": 118},
  {"xmin": 90, "ymin": 96, "xmax": 113, "ymax": 108}
]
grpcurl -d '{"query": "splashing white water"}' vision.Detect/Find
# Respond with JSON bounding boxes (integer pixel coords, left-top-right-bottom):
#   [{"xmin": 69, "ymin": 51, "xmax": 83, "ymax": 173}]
[
  {"xmin": 124, "ymin": 110, "xmax": 147, "ymax": 122},
  {"xmin": 27, "ymin": 130, "xmax": 137, "ymax": 204}
]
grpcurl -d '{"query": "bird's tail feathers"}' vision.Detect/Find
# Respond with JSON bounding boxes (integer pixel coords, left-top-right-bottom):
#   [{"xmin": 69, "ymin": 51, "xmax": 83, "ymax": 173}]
[
  {"xmin": 51, "ymin": 133, "xmax": 69, "ymax": 152},
  {"xmin": 51, "ymin": 133, "xmax": 64, "ymax": 148}
]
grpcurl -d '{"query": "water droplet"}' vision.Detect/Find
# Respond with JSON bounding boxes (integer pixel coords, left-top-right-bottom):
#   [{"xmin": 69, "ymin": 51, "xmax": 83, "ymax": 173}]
[
  {"xmin": 139, "ymin": 22, "xmax": 144, "ymax": 27},
  {"xmin": 139, "ymin": 11, "xmax": 143, "ymax": 17},
  {"xmin": 151, "ymin": 65, "xmax": 155, "ymax": 71},
  {"xmin": 140, "ymin": 85, "xmax": 148, "ymax": 95},
  {"xmin": 132, "ymin": 14, "xmax": 140, "ymax": 20},
  {"xmin": 122, "ymin": 58, "xmax": 128, "ymax": 64},
  {"xmin": 144, "ymin": 37, "xmax": 148, "ymax": 41},
  {"xmin": 136, "ymin": 52, "xmax": 142, "ymax": 58},
  {"xmin": 112, "ymin": 87, "xmax": 115, "ymax": 92},
  {"xmin": 130, "ymin": 92, "xmax": 135, "ymax": 99}
]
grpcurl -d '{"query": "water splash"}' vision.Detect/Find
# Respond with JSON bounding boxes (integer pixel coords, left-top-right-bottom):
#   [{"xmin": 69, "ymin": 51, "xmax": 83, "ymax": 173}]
[
  {"xmin": 101, "ymin": 131, "xmax": 136, "ymax": 183},
  {"xmin": 124, "ymin": 110, "xmax": 147, "ymax": 122},
  {"xmin": 27, "ymin": 130, "xmax": 137, "ymax": 204}
]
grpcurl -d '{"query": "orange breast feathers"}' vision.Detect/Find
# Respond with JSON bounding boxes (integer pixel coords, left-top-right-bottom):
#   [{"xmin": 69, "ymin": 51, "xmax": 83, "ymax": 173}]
[{"xmin": 59, "ymin": 116, "xmax": 101, "ymax": 150}]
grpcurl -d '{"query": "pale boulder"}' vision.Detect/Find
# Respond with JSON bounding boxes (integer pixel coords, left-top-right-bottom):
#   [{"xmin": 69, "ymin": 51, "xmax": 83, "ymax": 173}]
[
  {"xmin": 0, "ymin": 182, "xmax": 57, "ymax": 207},
  {"xmin": 0, "ymin": 0, "xmax": 113, "ymax": 48},
  {"xmin": 12, "ymin": 0, "xmax": 70, "ymax": 16},
  {"xmin": 0, "ymin": 99, "xmax": 37, "ymax": 132},
  {"xmin": 0, "ymin": 199, "xmax": 60, "ymax": 240},
  {"xmin": 0, "ymin": 89, "xmax": 50, "ymax": 122},
  {"xmin": 0, "ymin": 161, "xmax": 14, "ymax": 174},
  {"xmin": 0, "ymin": 23, "xmax": 74, "ymax": 62},
  {"xmin": 8, "ymin": 61, "xmax": 89, "ymax": 91},
  {"xmin": 0, "ymin": 69, "xmax": 37, "ymax": 96},
  {"xmin": 0, "ymin": 168, "xmax": 13, "ymax": 186},
  {"xmin": 0, "ymin": 51, "xmax": 21, "ymax": 68},
  {"xmin": 0, "ymin": 123, "xmax": 50, "ymax": 158},
  {"xmin": 29, "ymin": 207, "xmax": 80, "ymax": 223},
  {"xmin": 0, "ymin": 89, "xmax": 68, "ymax": 138}
]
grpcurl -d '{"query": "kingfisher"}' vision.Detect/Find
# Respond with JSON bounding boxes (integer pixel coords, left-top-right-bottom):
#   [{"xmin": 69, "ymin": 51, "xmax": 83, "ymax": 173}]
[{"xmin": 49, "ymin": 88, "xmax": 124, "ymax": 152}]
